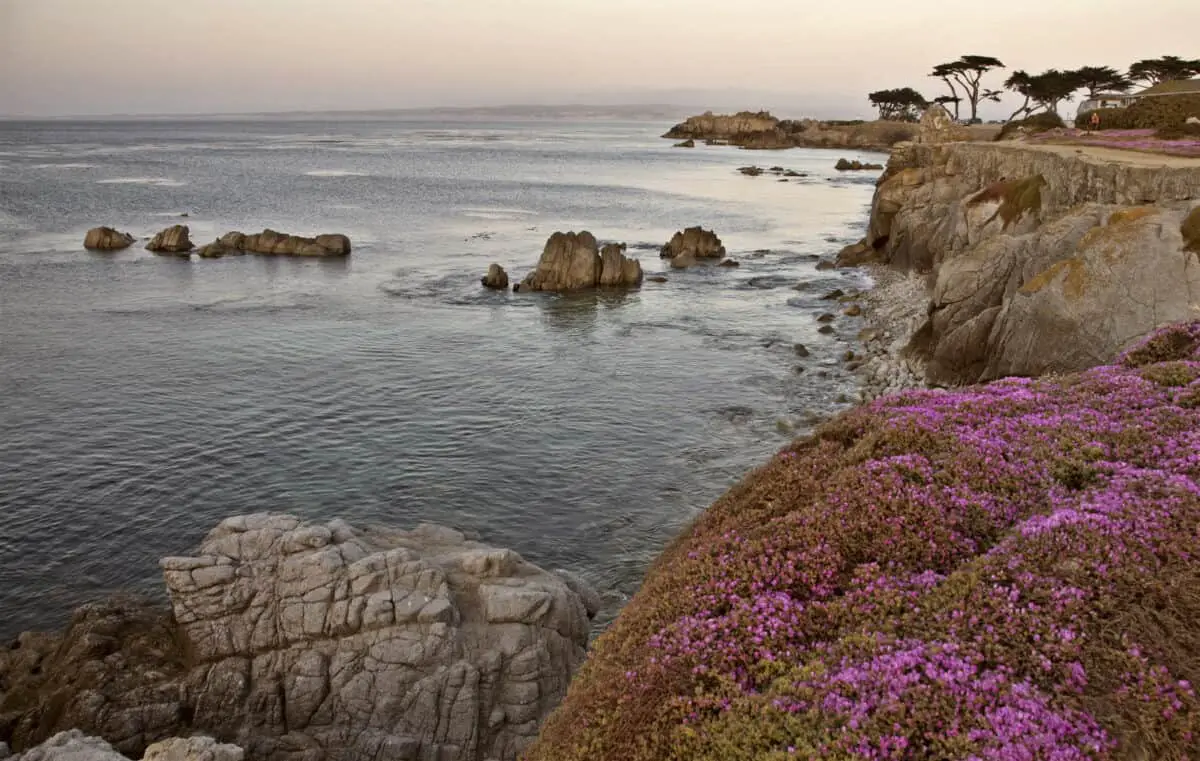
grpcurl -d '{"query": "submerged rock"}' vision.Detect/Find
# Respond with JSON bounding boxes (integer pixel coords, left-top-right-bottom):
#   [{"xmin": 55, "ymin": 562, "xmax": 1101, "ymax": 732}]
[
  {"xmin": 0, "ymin": 515, "xmax": 595, "ymax": 761},
  {"xmin": 482, "ymin": 263, "xmax": 510, "ymax": 289},
  {"xmin": 517, "ymin": 232, "xmax": 642, "ymax": 291},
  {"xmin": 660, "ymin": 227, "xmax": 725, "ymax": 261},
  {"xmin": 673, "ymin": 139, "xmax": 695, "ymax": 148},
  {"xmin": 83, "ymin": 227, "xmax": 135, "ymax": 251},
  {"xmin": 145, "ymin": 225, "xmax": 193, "ymax": 254}
]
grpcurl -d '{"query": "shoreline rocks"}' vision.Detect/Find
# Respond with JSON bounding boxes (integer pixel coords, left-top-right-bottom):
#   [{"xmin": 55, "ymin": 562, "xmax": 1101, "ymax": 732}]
[
  {"xmin": 83, "ymin": 227, "xmax": 135, "ymax": 251},
  {"xmin": 0, "ymin": 515, "xmax": 596, "ymax": 761},
  {"xmin": 516, "ymin": 232, "xmax": 643, "ymax": 292}
]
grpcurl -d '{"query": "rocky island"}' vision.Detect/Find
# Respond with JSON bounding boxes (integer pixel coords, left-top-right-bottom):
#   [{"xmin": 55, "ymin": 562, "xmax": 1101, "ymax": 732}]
[{"xmin": 662, "ymin": 110, "xmax": 919, "ymax": 152}]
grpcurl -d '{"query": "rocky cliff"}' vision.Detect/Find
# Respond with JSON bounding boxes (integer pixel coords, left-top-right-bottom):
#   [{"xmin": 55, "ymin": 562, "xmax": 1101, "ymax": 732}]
[
  {"xmin": 0, "ymin": 516, "xmax": 595, "ymax": 761},
  {"xmin": 526, "ymin": 320, "xmax": 1200, "ymax": 761},
  {"xmin": 838, "ymin": 129, "xmax": 1200, "ymax": 386}
]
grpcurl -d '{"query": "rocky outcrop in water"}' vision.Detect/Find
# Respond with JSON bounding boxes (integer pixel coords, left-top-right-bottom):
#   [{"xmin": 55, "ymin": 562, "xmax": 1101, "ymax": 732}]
[
  {"xmin": 834, "ymin": 158, "xmax": 884, "ymax": 171},
  {"xmin": 660, "ymin": 227, "xmax": 725, "ymax": 266},
  {"xmin": 146, "ymin": 225, "xmax": 194, "ymax": 254},
  {"xmin": 83, "ymin": 227, "xmax": 135, "ymax": 251},
  {"xmin": 10, "ymin": 732, "xmax": 242, "ymax": 761},
  {"xmin": 516, "ymin": 232, "xmax": 643, "ymax": 291},
  {"xmin": 835, "ymin": 107, "xmax": 1200, "ymax": 386},
  {"xmin": 481, "ymin": 263, "xmax": 510, "ymax": 289},
  {"xmin": 0, "ymin": 515, "xmax": 595, "ymax": 761},
  {"xmin": 218, "ymin": 230, "xmax": 351, "ymax": 257}
]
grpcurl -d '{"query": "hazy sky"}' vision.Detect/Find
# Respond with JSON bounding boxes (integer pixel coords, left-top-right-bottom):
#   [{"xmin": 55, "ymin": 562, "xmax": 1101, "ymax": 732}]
[{"xmin": 1, "ymin": 0, "xmax": 1197, "ymax": 117}]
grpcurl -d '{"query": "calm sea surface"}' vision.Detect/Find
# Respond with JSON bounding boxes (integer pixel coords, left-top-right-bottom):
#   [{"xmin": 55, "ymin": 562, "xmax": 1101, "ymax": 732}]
[{"xmin": 0, "ymin": 116, "xmax": 881, "ymax": 637}]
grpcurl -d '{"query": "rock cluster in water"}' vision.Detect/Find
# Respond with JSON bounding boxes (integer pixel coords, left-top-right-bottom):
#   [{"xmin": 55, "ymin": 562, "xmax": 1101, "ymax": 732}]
[
  {"xmin": 0, "ymin": 515, "xmax": 596, "ymax": 761},
  {"xmin": 514, "ymin": 232, "xmax": 643, "ymax": 292},
  {"xmin": 834, "ymin": 158, "xmax": 884, "ymax": 171},
  {"xmin": 91, "ymin": 225, "xmax": 352, "ymax": 259}
]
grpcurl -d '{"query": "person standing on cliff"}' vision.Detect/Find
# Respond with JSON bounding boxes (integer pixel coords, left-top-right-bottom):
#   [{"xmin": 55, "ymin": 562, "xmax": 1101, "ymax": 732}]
[{"xmin": 1088, "ymin": 111, "xmax": 1101, "ymax": 134}]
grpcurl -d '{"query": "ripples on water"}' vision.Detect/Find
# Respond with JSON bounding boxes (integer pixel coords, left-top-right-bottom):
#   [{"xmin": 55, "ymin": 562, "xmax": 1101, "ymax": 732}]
[{"xmin": 0, "ymin": 117, "xmax": 883, "ymax": 636}]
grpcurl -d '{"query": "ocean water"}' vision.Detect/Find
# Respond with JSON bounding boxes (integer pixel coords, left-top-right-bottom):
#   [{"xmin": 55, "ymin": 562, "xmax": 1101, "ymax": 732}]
[{"xmin": 0, "ymin": 116, "xmax": 882, "ymax": 638}]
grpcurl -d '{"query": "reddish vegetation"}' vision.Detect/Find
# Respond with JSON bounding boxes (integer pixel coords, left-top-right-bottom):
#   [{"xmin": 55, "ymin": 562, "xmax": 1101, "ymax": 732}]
[{"xmin": 528, "ymin": 322, "xmax": 1200, "ymax": 761}]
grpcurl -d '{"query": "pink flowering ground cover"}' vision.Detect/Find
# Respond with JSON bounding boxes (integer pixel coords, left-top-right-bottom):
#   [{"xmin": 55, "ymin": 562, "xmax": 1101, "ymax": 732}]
[
  {"xmin": 1029, "ymin": 128, "xmax": 1200, "ymax": 157},
  {"xmin": 528, "ymin": 322, "xmax": 1200, "ymax": 761}
]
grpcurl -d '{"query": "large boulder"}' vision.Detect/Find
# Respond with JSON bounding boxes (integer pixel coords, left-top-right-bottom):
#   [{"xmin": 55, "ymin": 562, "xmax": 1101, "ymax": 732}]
[
  {"xmin": 660, "ymin": 227, "xmax": 725, "ymax": 261},
  {"xmin": 83, "ymin": 227, "xmax": 135, "ymax": 251},
  {"xmin": 0, "ymin": 515, "xmax": 596, "ymax": 761},
  {"xmin": 481, "ymin": 263, "xmax": 510, "ymax": 290},
  {"xmin": 517, "ymin": 232, "xmax": 642, "ymax": 291},
  {"xmin": 145, "ymin": 225, "xmax": 194, "ymax": 254},
  {"xmin": 219, "ymin": 230, "xmax": 351, "ymax": 257}
]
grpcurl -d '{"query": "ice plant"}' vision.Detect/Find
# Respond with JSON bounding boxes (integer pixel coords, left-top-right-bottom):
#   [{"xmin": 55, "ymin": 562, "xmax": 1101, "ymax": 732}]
[{"xmin": 528, "ymin": 321, "xmax": 1200, "ymax": 761}]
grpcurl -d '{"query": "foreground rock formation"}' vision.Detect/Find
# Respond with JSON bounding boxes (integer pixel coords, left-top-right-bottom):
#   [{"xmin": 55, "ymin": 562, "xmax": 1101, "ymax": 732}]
[
  {"xmin": 146, "ymin": 225, "xmax": 194, "ymax": 254},
  {"xmin": 11, "ymin": 732, "xmax": 242, "ymax": 761},
  {"xmin": 83, "ymin": 227, "xmax": 135, "ymax": 251},
  {"xmin": 662, "ymin": 111, "xmax": 918, "ymax": 152},
  {"xmin": 527, "ymin": 321, "xmax": 1200, "ymax": 761},
  {"xmin": 659, "ymin": 227, "xmax": 725, "ymax": 269},
  {"xmin": 0, "ymin": 515, "xmax": 595, "ymax": 761},
  {"xmin": 837, "ymin": 111, "xmax": 1200, "ymax": 386},
  {"xmin": 516, "ymin": 232, "xmax": 642, "ymax": 291}
]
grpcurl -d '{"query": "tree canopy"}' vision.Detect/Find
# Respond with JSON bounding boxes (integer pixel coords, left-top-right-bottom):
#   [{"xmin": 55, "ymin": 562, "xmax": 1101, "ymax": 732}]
[
  {"xmin": 868, "ymin": 88, "xmax": 929, "ymax": 122},
  {"xmin": 1070, "ymin": 66, "xmax": 1133, "ymax": 98},
  {"xmin": 1003, "ymin": 69, "xmax": 1083, "ymax": 120},
  {"xmin": 930, "ymin": 56, "xmax": 1006, "ymax": 123},
  {"xmin": 1129, "ymin": 56, "xmax": 1200, "ymax": 86}
]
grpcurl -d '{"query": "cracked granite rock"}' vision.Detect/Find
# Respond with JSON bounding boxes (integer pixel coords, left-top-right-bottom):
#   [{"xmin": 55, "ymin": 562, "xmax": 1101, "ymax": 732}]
[{"xmin": 1, "ymin": 516, "xmax": 596, "ymax": 761}]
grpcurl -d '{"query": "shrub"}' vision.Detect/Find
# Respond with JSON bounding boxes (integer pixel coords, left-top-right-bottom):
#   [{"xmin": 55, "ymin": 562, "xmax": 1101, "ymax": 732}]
[
  {"xmin": 527, "ymin": 321, "xmax": 1200, "ymax": 761},
  {"xmin": 1081, "ymin": 95, "xmax": 1200, "ymax": 130},
  {"xmin": 996, "ymin": 111, "xmax": 1066, "ymax": 140}
]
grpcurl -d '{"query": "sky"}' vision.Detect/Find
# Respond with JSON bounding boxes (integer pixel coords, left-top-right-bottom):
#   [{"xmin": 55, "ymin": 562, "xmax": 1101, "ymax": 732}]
[{"xmin": 1, "ymin": 0, "xmax": 1198, "ymax": 118}]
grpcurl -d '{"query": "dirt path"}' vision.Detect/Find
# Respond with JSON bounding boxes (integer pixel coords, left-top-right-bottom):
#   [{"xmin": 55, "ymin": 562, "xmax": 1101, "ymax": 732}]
[{"xmin": 1005, "ymin": 141, "xmax": 1200, "ymax": 168}]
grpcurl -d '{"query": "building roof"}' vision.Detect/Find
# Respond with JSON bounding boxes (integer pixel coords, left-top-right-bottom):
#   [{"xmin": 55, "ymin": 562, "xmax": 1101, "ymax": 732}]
[{"xmin": 1136, "ymin": 79, "xmax": 1200, "ymax": 97}]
